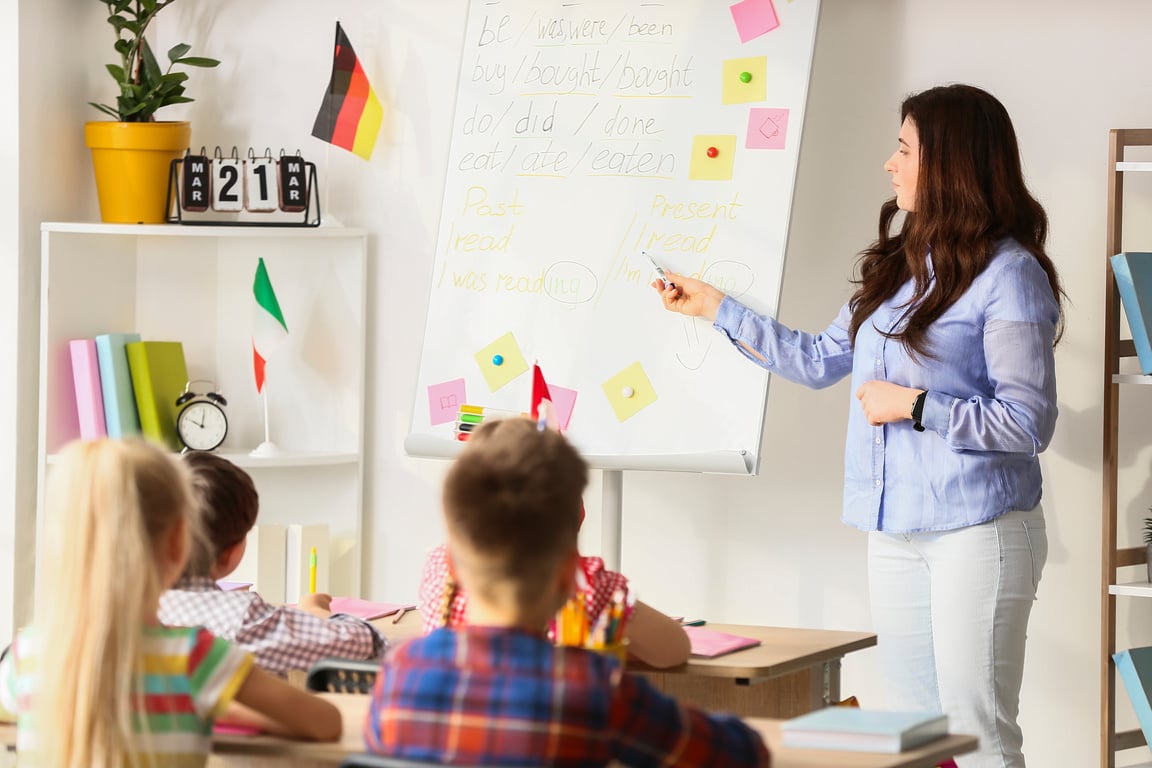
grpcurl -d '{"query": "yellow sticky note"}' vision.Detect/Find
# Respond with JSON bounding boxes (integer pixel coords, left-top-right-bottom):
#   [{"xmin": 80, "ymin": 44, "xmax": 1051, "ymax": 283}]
[
  {"xmin": 601, "ymin": 362, "xmax": 657, "ymax": 422},
  {"xmin": 474, "ymin": 332, "xmax": 529, "ymax": 392},
  {"xmin": 721, "ymin": 56, "xmax": 767, "ymax": 105},
  {"xmin": 688, "ymin": 135, "xmax": 737, "ymax": 181}
]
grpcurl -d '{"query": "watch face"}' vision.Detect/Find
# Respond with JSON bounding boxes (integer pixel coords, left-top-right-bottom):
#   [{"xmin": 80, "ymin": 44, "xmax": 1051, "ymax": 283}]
[{"xmin": 176, "ymin": 401, "xmax": 228, "ymax": 451}]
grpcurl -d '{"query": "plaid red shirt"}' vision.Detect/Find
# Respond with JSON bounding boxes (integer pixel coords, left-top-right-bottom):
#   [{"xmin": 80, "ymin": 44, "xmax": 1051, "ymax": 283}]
[
  {"xmin": 419, "ymin": 544, "xmax": 630, "ymax": 634},
  {"xmin": 365, "ymin": 627, "xmax": 770, "ymax": 767},
  {"xmin": 158, "ymin": 576, "xmax": 386, "ymax": 676}
]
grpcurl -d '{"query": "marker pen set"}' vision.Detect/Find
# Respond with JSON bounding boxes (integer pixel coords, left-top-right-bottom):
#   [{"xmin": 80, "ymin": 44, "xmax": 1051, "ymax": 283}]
[{"xmin": 452, "ymin": 404, "xmax": 524, "ymax": 441}]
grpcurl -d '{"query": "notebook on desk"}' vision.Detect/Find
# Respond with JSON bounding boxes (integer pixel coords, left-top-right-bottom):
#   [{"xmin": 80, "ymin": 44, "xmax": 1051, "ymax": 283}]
[
  {"xmin": 684, "ymin": 626, "xmax": 761, "ymax": 658},
  {"xmin": 329, "ymin": 598, "xmax": 416, "ymax": 621},
  {"xmin": 780, "ymin": 708, "xmax": 949, "ymax": 753}
]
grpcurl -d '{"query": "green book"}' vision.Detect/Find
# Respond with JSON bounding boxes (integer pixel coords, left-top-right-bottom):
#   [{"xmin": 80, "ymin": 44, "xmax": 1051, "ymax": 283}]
[{"xmin": 125, "ymin": 341, "xmax": 188, "ymax": 451}]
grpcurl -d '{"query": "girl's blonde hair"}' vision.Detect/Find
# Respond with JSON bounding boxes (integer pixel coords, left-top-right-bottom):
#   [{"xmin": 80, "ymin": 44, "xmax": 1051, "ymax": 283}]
[{"xmin": 32, "ymin": 438, "xmax": 197, "ymax": 768}]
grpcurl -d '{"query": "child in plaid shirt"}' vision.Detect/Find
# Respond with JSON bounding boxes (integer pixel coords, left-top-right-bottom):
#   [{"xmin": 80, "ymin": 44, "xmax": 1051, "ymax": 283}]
[
  {"xmin": 367, "ymin": 418, "xmax": 770, "ymax": 767},
  {"xmin": 159, "ymin": 452, "xmax": 386, "ymax": 675}
]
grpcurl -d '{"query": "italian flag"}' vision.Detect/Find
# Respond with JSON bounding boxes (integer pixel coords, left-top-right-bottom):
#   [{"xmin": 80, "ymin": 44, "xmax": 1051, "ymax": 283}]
[{"xmin": 252, "ymin": 258, "xmax": 288, "ymax": 394}]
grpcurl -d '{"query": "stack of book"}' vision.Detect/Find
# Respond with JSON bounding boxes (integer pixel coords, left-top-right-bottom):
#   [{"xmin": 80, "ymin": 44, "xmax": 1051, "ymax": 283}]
[
  {"xmin": 779, "ymin": 708, "xmax": 949, "ymax": 753},
  {"xmin": 67, "ymin": 333, "xmax": 188, "ymax": 450}
]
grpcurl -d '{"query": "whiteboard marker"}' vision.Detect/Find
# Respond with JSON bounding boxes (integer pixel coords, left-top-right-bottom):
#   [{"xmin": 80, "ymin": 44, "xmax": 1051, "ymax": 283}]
[{"xmin": 642, "ymin": 250, "xmax": 674, "ymax": 289}]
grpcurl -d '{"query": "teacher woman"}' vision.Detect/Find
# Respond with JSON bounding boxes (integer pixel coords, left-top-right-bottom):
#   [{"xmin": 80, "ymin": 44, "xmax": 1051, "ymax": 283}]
[{"xmin": 654, "ymin": 84, "xmax": 1062, "ymax": 768}]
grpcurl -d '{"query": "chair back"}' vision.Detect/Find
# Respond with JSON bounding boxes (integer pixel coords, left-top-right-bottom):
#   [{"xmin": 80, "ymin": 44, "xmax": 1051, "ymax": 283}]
[{"xmin": 304, "ymin": 657, "xmax": 379, "ymax": 694}]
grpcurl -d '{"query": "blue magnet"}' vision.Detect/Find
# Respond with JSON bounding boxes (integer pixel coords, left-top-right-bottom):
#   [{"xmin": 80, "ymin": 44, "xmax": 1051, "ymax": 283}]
[{"xmin": 492, "ymin": 354, "xmax": 504, "ymax": 366}]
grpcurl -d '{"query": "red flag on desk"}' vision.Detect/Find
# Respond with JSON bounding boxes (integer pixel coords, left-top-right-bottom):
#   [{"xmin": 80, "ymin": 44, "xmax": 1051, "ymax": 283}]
[{"xmin": 311, "ymin": 22, "xmax": 383, "ymax": 160}]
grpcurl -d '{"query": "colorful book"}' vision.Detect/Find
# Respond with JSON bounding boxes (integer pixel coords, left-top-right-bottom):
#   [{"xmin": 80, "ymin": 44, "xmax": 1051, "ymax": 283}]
[
  {"xmin": 94, "ymin": 332, "xmax": 142, "ymax": 438},
  {"xmin": 1111, "ymin": 252, "xmax": 1152, "ymax": 374},
  {"xmin": 125, "ymin": 340, "xmax": 188, "ymax": 451},
  {"xmin": 1115, "ymin": 646, "xmax": 1152, "ymax": 746},
  {"xmin": 286, "ymin": 524, "xmax": 329, "ymax": 604},
  {"xmin": 780, "ymin": 708, "xmax": 949, "ymax": 753},
  {"xmin": 230, "ymin": 524, "xmax": 287, "ymax": 604},
  {"xmin": 68, "ymin": 339, "xmax": 107, "ymax": 439},
  {"xmin": 684, "ymin": 626, "xmax": 761, "ymax": 658}
]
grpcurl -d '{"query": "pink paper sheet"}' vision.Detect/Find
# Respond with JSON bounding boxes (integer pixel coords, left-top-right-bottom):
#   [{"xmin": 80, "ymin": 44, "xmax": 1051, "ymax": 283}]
[{"xmin": 684, "ymin": 626, "xmax": 762, "ymax": 658}]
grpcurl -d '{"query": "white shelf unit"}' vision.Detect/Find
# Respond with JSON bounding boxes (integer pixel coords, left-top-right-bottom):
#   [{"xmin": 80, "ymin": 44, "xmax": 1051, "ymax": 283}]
[
  {"xmin": 1110, "ymin": 582, "xmax": 1152, "ymax": 599},
  {"xmin": 36, "ymin": 222, "xmax": 368, "ymax": 597}
]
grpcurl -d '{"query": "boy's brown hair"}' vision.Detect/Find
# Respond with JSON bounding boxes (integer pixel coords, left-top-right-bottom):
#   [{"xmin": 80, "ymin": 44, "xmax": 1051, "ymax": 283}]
[
  {"xmin": 443, "ymin": 417, "xmax": 587, "ymax": 599},
  {"xmin": 181, "ymin": 451, "xmax": 259, "ymax": 577}
]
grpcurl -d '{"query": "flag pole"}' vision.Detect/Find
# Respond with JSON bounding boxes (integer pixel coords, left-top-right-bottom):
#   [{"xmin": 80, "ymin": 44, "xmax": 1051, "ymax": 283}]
[{"xmin": 250, "ymin": 381, "xmax": 282, "ymax": 458}]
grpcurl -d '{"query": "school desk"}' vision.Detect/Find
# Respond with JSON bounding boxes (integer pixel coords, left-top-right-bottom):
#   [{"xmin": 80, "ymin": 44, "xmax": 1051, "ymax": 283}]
[
  {"xmin": 0, "ymin": 694, "xmax": 977, "ymax": 767},
  {"xmin": 378, "ymin": 611, "xmax": 878, "ymax": 719},
  {"xmin": 210, "ymin": 693, "xmax": 976, "ymax": 767}
]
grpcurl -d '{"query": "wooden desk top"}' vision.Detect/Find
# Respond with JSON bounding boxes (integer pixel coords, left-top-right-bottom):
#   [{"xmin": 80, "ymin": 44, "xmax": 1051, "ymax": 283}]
[
  {"xmin": 377, "ymin": 612, "xmax": 877, "ymax": 681},
  {"xmin": 219, "ymin": 695, "xmax": 977, "ymax": 767},
  {"xmin": 0, "ymin": 695, "xmax": 976, "ymax": 767}
]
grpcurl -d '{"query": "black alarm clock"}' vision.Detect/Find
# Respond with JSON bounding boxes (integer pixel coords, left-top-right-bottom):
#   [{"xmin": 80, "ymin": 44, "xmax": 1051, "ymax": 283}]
[{"xmin": 175, "ymin": 379, "xmax": 228, "ymax": 452}]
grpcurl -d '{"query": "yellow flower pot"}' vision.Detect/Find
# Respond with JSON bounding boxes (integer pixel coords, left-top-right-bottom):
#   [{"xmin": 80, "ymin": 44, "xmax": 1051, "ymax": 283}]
[{"xmin": 84, "ymin": 121, "xmax": 190, "ymax": 224}]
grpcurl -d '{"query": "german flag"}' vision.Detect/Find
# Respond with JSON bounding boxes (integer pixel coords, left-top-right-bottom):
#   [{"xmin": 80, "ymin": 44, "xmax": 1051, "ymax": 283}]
[{"xmin": 311, "ymin": 22, "xmax": 383, "ymax": 160}]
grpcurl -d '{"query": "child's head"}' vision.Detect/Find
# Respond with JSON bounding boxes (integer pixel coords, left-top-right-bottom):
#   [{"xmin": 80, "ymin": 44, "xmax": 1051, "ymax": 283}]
[
  {"xmin": 442, "ymin": 417, "xmax": 587, "ymax": 616},
  {"xmin": 34, "ymin": 438, "xmax": 198, "ymax": 768},
  {"xmin": 180, "ymin": 451, "xmax": 259, "ymax": 579}
]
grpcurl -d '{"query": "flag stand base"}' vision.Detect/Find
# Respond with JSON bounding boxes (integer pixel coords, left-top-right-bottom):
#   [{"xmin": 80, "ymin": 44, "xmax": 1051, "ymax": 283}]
[{"xmin": 249, "ymin": 441, "xmax": 284, "ymax": 458}]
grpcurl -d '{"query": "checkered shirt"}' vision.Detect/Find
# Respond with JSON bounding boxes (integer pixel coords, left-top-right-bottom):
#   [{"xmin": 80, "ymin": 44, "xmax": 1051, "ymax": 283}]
[
  {"xmin": 418, "ymin": 544, "xmax": 630, "ymax": 634},
  {"xmin": 158, "ymin": 576, "xmax": 386, "ymax": 676},
  {"xmin": 365, "ymin": 626, "xmax": 771, "ymax": 767}
]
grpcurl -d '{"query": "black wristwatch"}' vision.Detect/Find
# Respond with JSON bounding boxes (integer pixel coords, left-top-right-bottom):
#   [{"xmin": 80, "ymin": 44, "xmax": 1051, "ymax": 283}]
[{"xmin": 911, "ymin": 391, "xmax": 927, "ymax": 433}]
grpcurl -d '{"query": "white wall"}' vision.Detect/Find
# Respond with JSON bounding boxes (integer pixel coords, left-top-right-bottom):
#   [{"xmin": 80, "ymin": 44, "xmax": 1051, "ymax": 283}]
[{"xmin": 12, "ymin": 0, "xmax": 1152, "ymax": 764}]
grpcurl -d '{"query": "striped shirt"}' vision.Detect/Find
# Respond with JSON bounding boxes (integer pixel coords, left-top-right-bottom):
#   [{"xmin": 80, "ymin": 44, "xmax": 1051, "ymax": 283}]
[
  {"xmin": 366, "ymin": 626, "xmax": 770, "ymax": 767},
  {"xmin": 0, "ymin": 625, "xmax": 252, "ymax": 768}
]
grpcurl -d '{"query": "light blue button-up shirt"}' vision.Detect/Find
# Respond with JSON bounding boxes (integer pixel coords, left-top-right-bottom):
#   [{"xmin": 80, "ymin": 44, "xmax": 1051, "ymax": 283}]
[{"xmin": 713, "ymin": 238, "xmax": 1059, "ymax": 533}]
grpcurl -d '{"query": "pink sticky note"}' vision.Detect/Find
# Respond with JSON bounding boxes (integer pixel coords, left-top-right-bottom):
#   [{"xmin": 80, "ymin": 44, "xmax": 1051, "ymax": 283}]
[
  {"xmin": 548, "ymin": 385, "xmax": 578, "ymax": 431},
  {"xmin": 428, "ymin": 378, "xmax": 467, "ymax": 426},
  {"xmin": 729, "ymin": 0, "xmax": 779, "ymax": 43},
  {"xmin": 746, "ymin": 108, "xmax": 789, "ymax": 150}
]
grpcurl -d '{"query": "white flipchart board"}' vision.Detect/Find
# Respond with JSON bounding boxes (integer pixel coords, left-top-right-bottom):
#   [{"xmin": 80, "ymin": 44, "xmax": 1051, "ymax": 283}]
[{"xmin": 406, "ymin": 0, "xmax": 821, "ymax": 474}]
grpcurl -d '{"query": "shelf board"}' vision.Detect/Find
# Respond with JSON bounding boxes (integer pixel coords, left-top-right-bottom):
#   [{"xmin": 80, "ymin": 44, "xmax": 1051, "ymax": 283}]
[
  {"xmin": 47, "ymin": 450, "xmax": 359, "ymax": 468},
  {"xmin": 1114, "ymin": 374, "xmax": 1152, "ymax": 385},
  {"xmin": 1117, "ymin": 161, "xmax": 1152, "ymax": 172},
  {"xmin": 1110, "ymin": 581, "xmax": 1152, "ymax": 597},
  {"xmin": 41, "ymin": 222, "xmax": 367, "ymax": 238}
]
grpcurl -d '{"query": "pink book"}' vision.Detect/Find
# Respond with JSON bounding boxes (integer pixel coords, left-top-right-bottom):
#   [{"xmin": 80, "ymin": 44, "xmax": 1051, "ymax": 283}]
[
  {"xmin": 69, "ymin": 339, "xmax": 107, "ymax": 439},
  {"xmin": 329, "ymin": 597, "xmax": 415, "ymax": 621},
  {"xmin": 684, "ymin": 627, "xmax": 762, "ymax": 658}
]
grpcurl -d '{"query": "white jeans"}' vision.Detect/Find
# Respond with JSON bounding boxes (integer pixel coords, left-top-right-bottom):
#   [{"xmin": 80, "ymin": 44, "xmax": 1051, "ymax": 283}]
[{"xmin": 867, "ymin": 506, "xmax": 1046, "ymax": 768}]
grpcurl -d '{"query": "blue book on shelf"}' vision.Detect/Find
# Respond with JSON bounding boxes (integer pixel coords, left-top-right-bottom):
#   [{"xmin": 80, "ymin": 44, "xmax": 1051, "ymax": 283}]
[
  {"xmin": 1111, "ymin": 252, "xmax": 1152, "ymax": 374},
  {"xmin": 780, "ymin": 707, "xmax": 948, "ymax": 753},
  {"xmin": 1115, "ymin": 646, "xmax": 1152, "ymax": 745},
  {"xmin": 94, "ymin": 332, "xmax": 142, "ymax": 438}
]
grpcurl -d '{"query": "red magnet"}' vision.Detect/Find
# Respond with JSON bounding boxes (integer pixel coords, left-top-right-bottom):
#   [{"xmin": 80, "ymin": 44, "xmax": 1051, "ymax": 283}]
[{"xmin": 706, "ymin": 146, "xmax": 719, "ymax": 158}]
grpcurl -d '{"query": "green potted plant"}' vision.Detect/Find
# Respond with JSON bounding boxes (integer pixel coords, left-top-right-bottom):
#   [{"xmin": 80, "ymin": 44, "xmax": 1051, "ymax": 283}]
[{"xmin": 85, "ymin": 0, "xmax": 220, "ymax": 224}]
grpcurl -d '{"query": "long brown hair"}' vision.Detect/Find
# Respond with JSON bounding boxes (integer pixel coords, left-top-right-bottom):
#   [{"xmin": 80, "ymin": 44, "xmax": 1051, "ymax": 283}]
[{"xmin": 848, "ymin": 84, "xmax": 1064, "ymax": 356}]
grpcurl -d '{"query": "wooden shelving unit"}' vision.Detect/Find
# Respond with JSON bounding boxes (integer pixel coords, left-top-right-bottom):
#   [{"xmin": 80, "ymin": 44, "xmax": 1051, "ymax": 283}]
[{"xmin": 1102, "ymin": 129, "xmax": 1152, "ymax": 768}]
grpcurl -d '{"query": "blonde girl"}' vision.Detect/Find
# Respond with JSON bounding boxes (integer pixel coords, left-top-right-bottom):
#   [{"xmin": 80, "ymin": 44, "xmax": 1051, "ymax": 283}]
[{"xmin": 0, "ymin": 438, "xmax": 341, "ymax": 767}]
